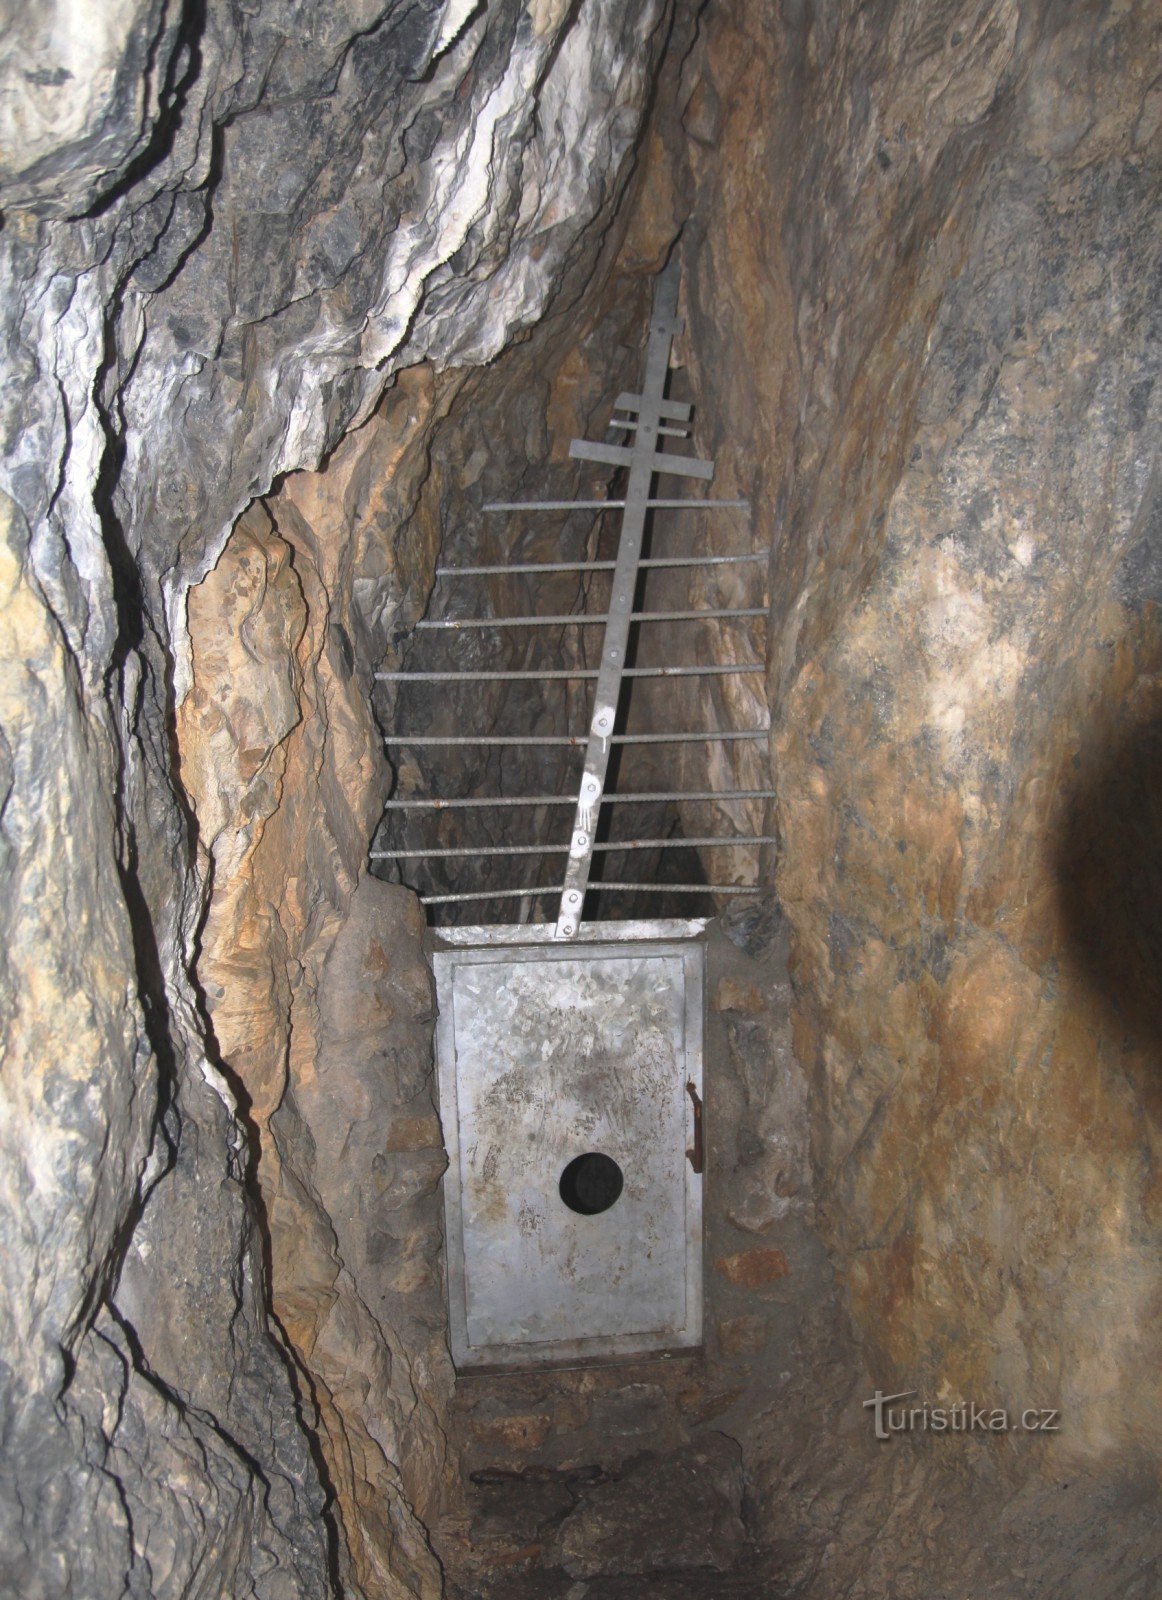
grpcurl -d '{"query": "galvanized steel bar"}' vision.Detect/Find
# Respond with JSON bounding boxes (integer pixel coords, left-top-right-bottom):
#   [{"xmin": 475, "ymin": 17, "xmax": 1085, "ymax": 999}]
[
  {"xmin": 557, "ymin": 258, "xmax": 696, "ymax": 940},
  {"xmin": 436, "ymin": 553, "xmax": 765, "ymax": 576},
  {"xmin": 588, "ymin": 883, "xmax": 756, "ymax": 894},
  {"xmin": 481, "ymin": 498, "xmax": 748, "ymax": 511},
  {"xmin": 611, "ymin": 419, "xmax": 689, "ymax": 438},
  {"xmin": 382, "ymin": 730, "xmax": 768, "ymax": 747},
  {"xmin": 569, "ymin": 438, "xmax": 715, "ymax": 481},
  {"xmin": 371, "ymin": 835, "xmax": 778, "ymax": 859},
  {"xmin": 596, "ymin": 834, "xmax": 777, "ymax": 849},
  {"xmin": 615, "ymin": 391, "xmax": 691, "ymax": 421},
  {"xmin": 375, "ymin": 664, "xmax": 765, "ymax": 682},
  {"xmin": 414, "ymin": 607, "xmax": 765, "ymax": 630},
  {"xmin": 381, "ymin": 795, "xmax": 580, "ymax": 810},
  {"xmin": 421, "ymin": 887, "xmax": 559, "ymax": 904},
  {"xmin": 421, "ymin": 882, "xmax": 756, "ymax": 905},
  {"xmin": 614, "ymin": 730, "xmax": 769, "ymax": 744},
  {"xmin": 624, "ymin": 664, "xmax": 764, "ymax": 678},
  {"xmin": 374, "ymin": 844, "xmax": 570, "ymax": 859},
  {"xmin": 376, "ymin": 668, "xmax": 597, "ymax": 682},
  {"xmin": 383, "ymin": 734, "xmax": 587, "ymax": 747},
  {"xmin": 576, "ymin": 788, "xmax": 777, "ymax": 802},
  {"xmin": 382, "ymin": 789, "xmax": 776, "ymax": 810},
  {"xmin": 435, "ymin": 918, "xmax": 709, "ymax": 946}
]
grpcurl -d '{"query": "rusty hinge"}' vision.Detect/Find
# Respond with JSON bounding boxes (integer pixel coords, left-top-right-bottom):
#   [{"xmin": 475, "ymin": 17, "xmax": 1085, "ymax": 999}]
[{"xmin": 686, "ymin": 1081, "xmax": 703, "ymax": 1175}]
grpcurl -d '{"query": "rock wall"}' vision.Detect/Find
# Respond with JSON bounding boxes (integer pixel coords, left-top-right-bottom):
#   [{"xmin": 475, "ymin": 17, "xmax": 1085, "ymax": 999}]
[
  {"xmin": 0, "ymin": 3, "xmax": 677, "ymax": 1596},
  {"xmin": 670, "ymin": 0, "xmax": 1162, "ymax": 1478}
]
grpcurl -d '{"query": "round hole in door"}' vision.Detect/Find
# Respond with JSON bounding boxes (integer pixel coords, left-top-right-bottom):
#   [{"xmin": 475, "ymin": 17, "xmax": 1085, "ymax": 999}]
[{"xmin": 558, "ymin": 1151, "xmax": 624, "ymax": 1216}]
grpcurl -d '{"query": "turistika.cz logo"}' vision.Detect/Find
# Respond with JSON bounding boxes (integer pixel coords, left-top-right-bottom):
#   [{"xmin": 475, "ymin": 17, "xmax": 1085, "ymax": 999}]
[{"xmin": 864, "ymin": 1389, "xmax": 1060, "ymax": 1441}]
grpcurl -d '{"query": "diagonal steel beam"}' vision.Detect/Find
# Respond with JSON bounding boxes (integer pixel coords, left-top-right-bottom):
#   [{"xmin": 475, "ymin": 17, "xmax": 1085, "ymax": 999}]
[
  {"xmin": 555, "ymin": 258, "xmax": 710, "ymax": 940},
  {"xmin": 615, "ymin": 392, "xmax": 691, "ymax": 420}
]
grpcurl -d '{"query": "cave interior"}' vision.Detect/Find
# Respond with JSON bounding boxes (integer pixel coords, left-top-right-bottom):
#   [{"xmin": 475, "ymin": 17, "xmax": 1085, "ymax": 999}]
[{"xmin": 0, "ymin": 2, "xmax": 1160, "ymax": 1599}]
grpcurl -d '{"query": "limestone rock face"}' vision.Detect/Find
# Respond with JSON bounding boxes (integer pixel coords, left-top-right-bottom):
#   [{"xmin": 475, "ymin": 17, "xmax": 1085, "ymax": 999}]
[
  {"xmin": 0, "ymin": 3, "xmax": 673, "ymax": 1596},
  {"xmin": 671, "ymin": 0, "xmax": 1162, "ymax": 1475}
]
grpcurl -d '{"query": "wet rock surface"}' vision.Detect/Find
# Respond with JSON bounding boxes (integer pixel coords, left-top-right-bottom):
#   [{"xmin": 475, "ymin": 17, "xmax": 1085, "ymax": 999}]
[
  {"xmin": 0, "ymin": 2, "xmax": 674, "ymax": 1595},
  {"xmin": 660, "ymin": 0, "xmax": 1162, "ymax": 1589},
  {"xmin": 733, "ymin": 0, "xmax": 1162, "ymax": 1457}
]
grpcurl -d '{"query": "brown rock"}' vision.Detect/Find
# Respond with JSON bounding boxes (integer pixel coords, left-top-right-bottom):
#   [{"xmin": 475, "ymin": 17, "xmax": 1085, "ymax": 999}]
[
  {"xmin": 384, "ymin": 1114, "xmax": 444, "ymax": 1152},
  {"xmin": 715, "ymin": 1248, "xmax": 791, "ymax": 1287},
  {"xmin": 715, "ymin": 977, "xmax": 765, "ymax": 1014},
  {"xmin": 471, "ymin": 1413, "xmax": 554, "ymax": 1452},
  {"xmin": 548, "ymin": 1433, "xmax": 745, "ymax": 1578},
  {"xmin": 677, "ymin": 1387, "xmax": 748, "ymax": 1426},
  {"xmin": 553, "ymin": 1395, "xmax": 594, "ymax": 1434},
  {"xmin": 672, "ymin": 0, "xmax": 1162, "ymax": 1494},
  {"xmin": 716, "ymin": 1315, "xmax": 769, "ymax": 1358}
]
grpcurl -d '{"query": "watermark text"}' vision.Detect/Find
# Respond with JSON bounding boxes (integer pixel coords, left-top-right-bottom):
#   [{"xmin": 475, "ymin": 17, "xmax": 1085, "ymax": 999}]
[{"xmin": 863, "ymin": 1389, "xmax": 1059, "ymax": 1441}]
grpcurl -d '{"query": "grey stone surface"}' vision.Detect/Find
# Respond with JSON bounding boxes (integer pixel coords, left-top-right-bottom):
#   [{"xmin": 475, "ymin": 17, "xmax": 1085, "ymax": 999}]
[
  {"xmin": 547, "ymin": 1432, "xmax": 746, "ymax": 1580},
  {"xmin": 0, "ymin": 3, "xmax": 672, "ymax": 1596}
]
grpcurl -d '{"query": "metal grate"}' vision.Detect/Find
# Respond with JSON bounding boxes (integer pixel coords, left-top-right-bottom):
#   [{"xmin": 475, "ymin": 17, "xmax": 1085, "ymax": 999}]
[{"xmin": 372, "ymin": 259, "xmax": 772, "ymax": 937}]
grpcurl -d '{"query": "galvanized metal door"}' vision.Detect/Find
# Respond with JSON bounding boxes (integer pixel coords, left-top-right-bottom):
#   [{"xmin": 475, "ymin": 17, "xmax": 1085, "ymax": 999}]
[{"xmin": 434, "ymin": 935, "xmax": 704, "ymax": 1369}]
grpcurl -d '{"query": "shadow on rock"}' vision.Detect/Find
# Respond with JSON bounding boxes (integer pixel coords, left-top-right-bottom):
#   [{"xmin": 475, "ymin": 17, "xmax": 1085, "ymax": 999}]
[{"xmin": 1055, "ymin": 705, "xmax": 1162, "ymax": 1072}]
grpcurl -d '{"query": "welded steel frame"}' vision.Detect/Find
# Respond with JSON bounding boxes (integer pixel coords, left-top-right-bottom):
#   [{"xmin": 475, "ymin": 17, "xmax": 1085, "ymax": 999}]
[{"xmin": 372, "ymin": 256, "xmax": 772, "ymax": 925}]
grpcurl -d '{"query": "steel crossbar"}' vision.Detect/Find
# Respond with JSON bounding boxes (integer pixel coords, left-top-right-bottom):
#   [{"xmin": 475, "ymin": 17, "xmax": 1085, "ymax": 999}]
[
  {"xmin": 371, "ymin": 836, "xmax": 778, "ymax": 860},
  {"xmin": 414, "ymin": 607, "xmax": 764, "ymax": 630}
]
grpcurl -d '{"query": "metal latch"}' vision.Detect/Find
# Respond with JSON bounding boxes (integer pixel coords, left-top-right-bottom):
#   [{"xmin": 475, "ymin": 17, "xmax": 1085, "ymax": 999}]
[{"xmin": 686, "ymin": 1081, "xmax": 703, "ymax": 1175}]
